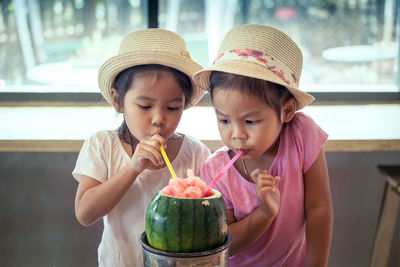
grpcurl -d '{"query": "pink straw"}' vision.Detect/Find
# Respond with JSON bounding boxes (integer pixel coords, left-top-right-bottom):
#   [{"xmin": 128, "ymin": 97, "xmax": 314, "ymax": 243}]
[{"xmin": 202, "ymin": 150, "xmax": 244, "ymax": 197}]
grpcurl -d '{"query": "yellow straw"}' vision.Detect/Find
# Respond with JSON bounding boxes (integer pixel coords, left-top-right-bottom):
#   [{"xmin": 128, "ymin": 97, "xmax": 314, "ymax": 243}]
[{"xmin": 160, "ymin": 146, "xmax": 177, "ymax": 179}]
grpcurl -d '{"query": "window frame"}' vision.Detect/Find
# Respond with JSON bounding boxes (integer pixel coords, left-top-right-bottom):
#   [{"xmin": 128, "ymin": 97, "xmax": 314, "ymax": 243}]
[{"xmin": 1, "ymin": 0, "xmax": 399, "ymax": 107}]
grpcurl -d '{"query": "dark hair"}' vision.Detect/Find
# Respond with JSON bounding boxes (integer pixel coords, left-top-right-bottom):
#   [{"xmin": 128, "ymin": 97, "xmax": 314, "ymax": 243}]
[
  {"xmin": 209, "ymin": 71, "xmax": 295, "ymax": 117},
  {"xmin": 113, "ymin": 64, "xmax": 192, "ymax": 145}
]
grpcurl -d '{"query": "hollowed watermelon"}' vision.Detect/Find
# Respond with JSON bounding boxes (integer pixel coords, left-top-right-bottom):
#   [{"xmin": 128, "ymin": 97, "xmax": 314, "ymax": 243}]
[{"xmin": 145, "ymin": 189, "xmax": 228, "ymax": 253}]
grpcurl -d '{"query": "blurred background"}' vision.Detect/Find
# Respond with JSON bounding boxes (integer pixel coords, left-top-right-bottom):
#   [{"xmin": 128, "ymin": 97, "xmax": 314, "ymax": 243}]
[
  {"xmin": 0, "ymin": 1, "xmax": 399, "ymax": 267},
  {"xmin": 0, "ymin": 0, "xmax": 398, "ymax": 93}
]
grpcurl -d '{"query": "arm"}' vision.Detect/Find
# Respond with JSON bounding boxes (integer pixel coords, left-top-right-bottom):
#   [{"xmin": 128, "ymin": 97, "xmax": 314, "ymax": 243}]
[
  {"xmin": 304, "ymin": 149, "xmax": 333, "ymax": 267},
  {"xmin": 74, "ymin": 134, "xmax": 166, "ymax": 226},
  {"xmin": 74, "ymin": 166, "xmax": 140, "ymax": 226},
  {"xmin": 228, "ymin": 169, "xmax": 280, "ymax": 255},
  {"xmin": 227, "ymin": 207, "xmax": 275, "ymax": 255}
]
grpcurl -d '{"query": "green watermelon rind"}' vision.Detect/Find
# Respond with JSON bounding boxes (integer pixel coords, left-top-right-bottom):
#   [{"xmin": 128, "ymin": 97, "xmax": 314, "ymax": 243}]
[{"xmin": 145, "ymin": 189, "xmax": 228, "ymax": 253}]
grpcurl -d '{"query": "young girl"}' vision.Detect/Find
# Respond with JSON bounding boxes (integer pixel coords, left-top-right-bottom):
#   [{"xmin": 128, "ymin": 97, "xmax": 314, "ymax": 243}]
[
  {"xmin": 194, "ymin": 24, "xmax": 333, "ymax": 266},
  {"xmin": 72, "ymin": 29, "xmax": 210, "ymax": 266}
]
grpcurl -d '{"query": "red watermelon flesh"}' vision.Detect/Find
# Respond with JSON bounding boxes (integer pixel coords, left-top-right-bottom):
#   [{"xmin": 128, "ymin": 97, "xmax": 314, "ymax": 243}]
[{"xmin": 161, "ymin": 169, "xmax": 212, "ymax": 198}]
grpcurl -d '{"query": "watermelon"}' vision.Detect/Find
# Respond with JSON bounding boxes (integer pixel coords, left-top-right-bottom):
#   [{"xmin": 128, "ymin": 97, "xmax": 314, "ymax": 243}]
[
  {"xmin": 161, "ymin": 169, "xmax": 209, "ymax": 198},
  {"xmin": 145, "ymin": 188, "xmax": 228, "ymax": 253}
]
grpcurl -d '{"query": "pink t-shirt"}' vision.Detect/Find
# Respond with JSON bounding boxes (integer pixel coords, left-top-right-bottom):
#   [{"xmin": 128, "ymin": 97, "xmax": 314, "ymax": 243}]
[{"xmin": 200, "ymin": 112, "xmax": 328, "ymax": 267}]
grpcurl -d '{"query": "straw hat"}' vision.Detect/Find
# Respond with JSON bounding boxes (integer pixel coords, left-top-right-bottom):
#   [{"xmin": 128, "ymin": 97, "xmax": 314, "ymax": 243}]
[
  {"xmin": 194, "ymin": 24, "xmax": 314, "ymax": 110},
  {"xmin": 98, "ymin": 28, "xmax": 204, "ymax": 108}
]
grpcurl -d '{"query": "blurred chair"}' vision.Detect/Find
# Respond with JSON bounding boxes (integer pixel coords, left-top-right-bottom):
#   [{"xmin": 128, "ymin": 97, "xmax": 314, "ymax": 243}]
[{"xmin": 372, "ymin": 165, "xmax": 400, "ymax": 267}]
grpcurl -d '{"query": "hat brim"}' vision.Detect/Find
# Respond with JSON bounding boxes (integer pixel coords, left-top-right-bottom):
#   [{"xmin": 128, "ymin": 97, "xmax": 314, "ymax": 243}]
[
  {"xmin": 98, "ymin": 51, "xmax": 204, "ymax": 108},
  {"xmin": 194, "ymin": 60, "xmax": 314, "ymax": 110}
]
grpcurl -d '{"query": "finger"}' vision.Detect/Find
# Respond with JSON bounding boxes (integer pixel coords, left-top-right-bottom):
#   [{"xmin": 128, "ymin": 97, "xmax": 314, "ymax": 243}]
[
  {"xmin": 254, "ymin": 173, "xmax": 275, "ymax": 185},
  {"xmin": 257, "ymin": 179, "xmax": 277, "ymax": 189},
  {"xmin": 142, "ymin": 137, "xmax": 163, "ymax": 149},
  {"xmin": 250, "ymin": 168, "xmax": 268, "ymax": 183},
  {"xmin": 131, "ymin": 150, "xmax": 158, "ymax": 172},
  {"xmin": 274, "ymin": 176, "xmax": 281, "ymax": 186},
  {"xmin": 145, "ymin": 144, "xmax": 165, "ymax": 165},
  {"xmin": 260, "ymin": 179, "xmax": 280, "ymax": 192},
  {"xmin": 251, "ymin": 168, "xmax": 267, "ymax": 176},
  {"xmin": 136, "ymin": 144, "xmax": 163, "ymax": 165},
  {"xmin": 137, "ymin": 148, "xmax": 160, "ymax": 166},
  {"xmin": 258, "ymin": 176, "xmax": 280, "ymax": 192},
  {"xmin": 140, "ymin": 138, "xmax": 166, "ymax": 161},
  {"xmin": 260, "ymin": 185, "xmax": 277, "ymax": 194},
  {"xmin": 150, "ymin": 134, "xmax": 167, "ymax": 149}
]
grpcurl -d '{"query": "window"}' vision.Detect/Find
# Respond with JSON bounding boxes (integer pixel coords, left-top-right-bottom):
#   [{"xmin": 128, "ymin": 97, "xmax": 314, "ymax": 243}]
[
  {"xmin": 1, "ymin": 0, "xmax": 148, "ymax": 95},
  {"xmin": 1, "ymin": 0, "xmax": 399, "ymax": 104},
  {"xmin": 159, "ymin": 0, "xmax": 399, "ymax": 93}
]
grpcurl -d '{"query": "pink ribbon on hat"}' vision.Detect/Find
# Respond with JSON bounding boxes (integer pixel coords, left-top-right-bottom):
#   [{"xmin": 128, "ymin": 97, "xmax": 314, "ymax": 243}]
[{"xmin": 213, "ymin": 49, "xmax": 299, "ymax": 88}]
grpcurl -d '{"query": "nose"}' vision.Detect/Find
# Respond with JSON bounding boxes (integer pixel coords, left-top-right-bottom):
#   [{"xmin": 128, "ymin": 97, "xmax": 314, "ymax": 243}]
[
  {"xmin": 232, "ymin": 125, "xmax": 247, "ymax": 141},
  {"xmin": 151, "ymin": 108, "xmax": 165, "ymax": 127}
]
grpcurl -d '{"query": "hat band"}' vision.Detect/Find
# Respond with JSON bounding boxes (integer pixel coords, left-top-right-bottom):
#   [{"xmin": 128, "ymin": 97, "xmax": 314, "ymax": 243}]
[{"xmin": 213, "ymin": 49, "xmax": 299, "ymax": 88}]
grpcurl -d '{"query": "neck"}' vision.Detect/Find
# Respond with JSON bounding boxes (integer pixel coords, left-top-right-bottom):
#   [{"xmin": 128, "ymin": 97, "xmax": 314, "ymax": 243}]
[{"xmin": 238, "ymin": 138, "xmax": 279, "ymax": 178}]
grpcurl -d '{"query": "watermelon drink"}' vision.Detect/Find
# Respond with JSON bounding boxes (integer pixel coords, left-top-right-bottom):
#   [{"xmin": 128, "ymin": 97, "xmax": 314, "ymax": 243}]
[
  {"xmin": 145, "ymin": 170, "xmax": 228, "ymax": 253},
  {"xmin": 161, "ymin": 169, "xmax": 214, "ymax": 198}
]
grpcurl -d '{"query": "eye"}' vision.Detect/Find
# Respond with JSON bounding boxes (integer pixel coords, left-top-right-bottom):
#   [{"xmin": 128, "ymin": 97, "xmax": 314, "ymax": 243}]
[
  {"xmin": 167, "ymin": 106, "xmax": 182, "ymax": 111},
  {"xmin": 219, "ymin": 119, "xmax": 229, "ymax": 125},
  {"xmin": 137, "ymin": 104, "xmax": 151, "ymax": 110},
  {"xmin": 245, "ymin": 120, "xmax": 259, "ymax": 125}
]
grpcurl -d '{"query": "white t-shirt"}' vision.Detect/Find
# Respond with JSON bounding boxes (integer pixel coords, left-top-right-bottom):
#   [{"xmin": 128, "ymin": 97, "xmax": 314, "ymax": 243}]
[{"xmin": 72, "ymin": 130, "xmax": 210, "ymax": 266}]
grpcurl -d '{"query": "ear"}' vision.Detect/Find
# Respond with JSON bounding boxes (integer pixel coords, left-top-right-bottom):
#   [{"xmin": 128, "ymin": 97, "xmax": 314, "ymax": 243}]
[
  {"xmin": 110, "ymin": 88, "xmax": 123, "ymax": 113},
  {"xmin": 280, "ymin": 98, "xmax": 296, "ymax": 123}
]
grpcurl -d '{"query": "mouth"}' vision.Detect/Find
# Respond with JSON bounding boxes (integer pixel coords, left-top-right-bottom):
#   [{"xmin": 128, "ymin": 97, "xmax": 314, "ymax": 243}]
[
  {"xmin": 234, "ymin": 148, "xmax": 248, "ymax": 155},
  {"xmin": 150, "ymin": 126, "xmax": 162, "ymax": 136},
  {"xmin": 150, "ymin": 131, "xmax": 164, "ymax": 137}
]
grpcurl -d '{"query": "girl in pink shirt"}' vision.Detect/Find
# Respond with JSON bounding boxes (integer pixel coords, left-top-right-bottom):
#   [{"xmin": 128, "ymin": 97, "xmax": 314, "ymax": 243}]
[{"xmin": 194, "ymin": 24, "xmax": 333, "ymax": 266}]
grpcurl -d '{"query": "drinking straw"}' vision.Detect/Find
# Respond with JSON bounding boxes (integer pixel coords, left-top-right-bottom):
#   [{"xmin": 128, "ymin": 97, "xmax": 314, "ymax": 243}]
[
  {"xmin": 202, "ymin": 150, "xmax": 244, "ymax": 197},
  {"xmin": 160, "ymin": 146, "xmax": 177, "ymax": 179}
]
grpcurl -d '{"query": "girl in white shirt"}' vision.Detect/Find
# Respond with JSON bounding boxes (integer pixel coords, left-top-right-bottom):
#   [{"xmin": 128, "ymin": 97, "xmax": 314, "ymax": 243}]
[{"xmin": 72, "ymin": 29, "xmax": 210, "ymax": 266}]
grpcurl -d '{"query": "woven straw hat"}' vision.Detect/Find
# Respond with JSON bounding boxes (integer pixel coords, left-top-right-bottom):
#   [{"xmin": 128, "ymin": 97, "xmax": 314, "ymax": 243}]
[
  {"xmin": 98, "ymin": 28, "xmax": 204, "ymax": 108},
  {"xmin": 194, "ymin": 24, "xmax": 314, "ymax": 110}
]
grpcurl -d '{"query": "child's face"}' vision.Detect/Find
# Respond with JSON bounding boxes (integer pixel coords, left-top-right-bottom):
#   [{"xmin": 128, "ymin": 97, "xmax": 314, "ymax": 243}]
[
  {"xmin": 213, "ymin": 88, "xmax": 283, "ymax": 159},
  {"xmin": 118, "ymin": 72, "xmax": 185, "ymax": 142}
]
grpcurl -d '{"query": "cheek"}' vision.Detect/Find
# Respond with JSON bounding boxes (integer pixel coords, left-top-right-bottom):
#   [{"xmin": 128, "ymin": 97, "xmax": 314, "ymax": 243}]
[
  {"xmin": 217, "ymin": 126, "xmax": 230, "ymax": 140},
  {"xmin": 173, "ymin": 109, "xmax": 184, "ymax": 121},
  {"xmin": 166, "ymin": 111, "xmax": 184, "ymax": 128},
  {"xmin": 255, "ymin": 125, "xmax": 281, "ymax": 144},
  {"xmin": 124, "ymin": 109, "xmax": 146, "ymax": 127},
  {"xmin": 125, "ymin": 115, "xmax": 144, "ymax": 134},
  {"xmin": 169, "ymin": 117, "xmax": 181, "ymax": 129}
]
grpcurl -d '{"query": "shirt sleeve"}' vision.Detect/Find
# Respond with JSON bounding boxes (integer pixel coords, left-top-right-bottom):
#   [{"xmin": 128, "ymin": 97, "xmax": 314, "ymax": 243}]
[
  {"xmin": 72, "ymin": 132, "xmax": 109, "ymax": 183},
  {"xmin": 178, "ymin": 135, "xmax": 211, "ymax": 177},
  {"xmin": 292, "ymin": 113, "xmax": 328, "ymax": 173},
  {"xmin": 192, "ymin": 141, "xmax": 211, "ymax": 177}
]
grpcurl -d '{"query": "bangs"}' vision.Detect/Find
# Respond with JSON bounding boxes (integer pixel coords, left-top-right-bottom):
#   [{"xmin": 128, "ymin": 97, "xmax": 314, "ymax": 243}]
[{"xmin": 209, "ymin": 71, "xmax": 294, "ymax": 114}]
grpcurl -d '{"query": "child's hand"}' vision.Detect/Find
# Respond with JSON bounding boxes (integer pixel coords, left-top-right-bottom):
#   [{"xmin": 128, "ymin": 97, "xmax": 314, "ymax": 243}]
[
  {"xmin": 130, "ymin": 134, "xmax": 166, "ymax": 173},
  {"xmin": 250, "ymin": 169, "xmax": 281, "ymax": 218}
]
